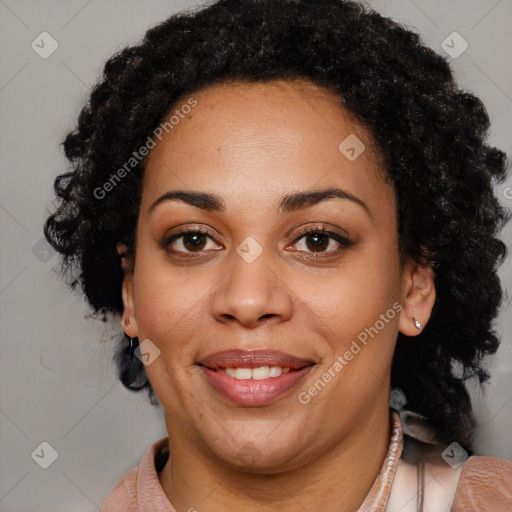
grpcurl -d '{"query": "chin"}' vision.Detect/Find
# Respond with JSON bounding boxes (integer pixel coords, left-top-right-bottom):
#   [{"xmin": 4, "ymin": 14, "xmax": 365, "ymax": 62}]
[{"xmin": 210, "ymin": 437, "xmax": 306, "ymax": 474}]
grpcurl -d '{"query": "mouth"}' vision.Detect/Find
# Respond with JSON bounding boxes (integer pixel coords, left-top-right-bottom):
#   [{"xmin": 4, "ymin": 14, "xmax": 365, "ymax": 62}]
[
  {"xmin": 198, "ymin": 348, "xmax": 314, "ymax": 370},
  {"xmin": 203, "ymin": 365, "xmax": 294, "ymax": 379},
  {"xmin": 196, "ymin": 349, "xmax": 315, "ymax": 406}
]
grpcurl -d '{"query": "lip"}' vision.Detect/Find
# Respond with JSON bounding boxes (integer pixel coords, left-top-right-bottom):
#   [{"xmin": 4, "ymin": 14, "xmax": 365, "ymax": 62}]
[
  {"xmin": 199, "ymin": 365, "xmax": 314, "ymax": 406},
  {"xmin": 197, "ymin": 349, "xmax": 315, "ymax": 407},
  {"xmin": 197, "ymin": 349, "xmax": 314, "ymax": 370}
]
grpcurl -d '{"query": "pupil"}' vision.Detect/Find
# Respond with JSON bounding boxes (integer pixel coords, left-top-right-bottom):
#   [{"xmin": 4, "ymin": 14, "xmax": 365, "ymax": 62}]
[
  {"xmin": 307, "ymin": 233, "xmax": 328, "ymax": 251},
  {"xmin": 185, "ymin": 233, "xmax": 206, "ymax": 251}
]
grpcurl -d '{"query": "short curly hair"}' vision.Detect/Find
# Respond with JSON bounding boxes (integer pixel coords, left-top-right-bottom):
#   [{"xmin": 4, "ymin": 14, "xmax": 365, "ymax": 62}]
[{"xmin": 44, "ymin": 0, "xmax": 511, "ymax": 447}]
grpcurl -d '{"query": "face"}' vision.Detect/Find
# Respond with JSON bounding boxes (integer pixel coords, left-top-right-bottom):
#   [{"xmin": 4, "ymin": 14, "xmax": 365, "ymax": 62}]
[{"xmin": 120, "ymin": 79, "xmax": 434, "ymax": 472}]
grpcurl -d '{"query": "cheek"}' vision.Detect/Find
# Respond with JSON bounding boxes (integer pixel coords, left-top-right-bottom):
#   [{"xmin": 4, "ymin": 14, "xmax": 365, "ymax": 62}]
[
  {"xmin": 295, "ymin": 238, "xmax": 401, "ymax": 350},
  {"xmin": 131, "ymin": 246, "xmax": 209, "ymax": 352},
  {"xmin": 302, "ymin": 253, "xmax": 401, "ymax": 410}
]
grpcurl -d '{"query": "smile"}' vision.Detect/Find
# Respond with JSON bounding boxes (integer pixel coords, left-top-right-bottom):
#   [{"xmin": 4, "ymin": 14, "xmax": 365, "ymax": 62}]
[{"xmin": 198, "ymin": 364, "xmax": 314, "ymax": 406}]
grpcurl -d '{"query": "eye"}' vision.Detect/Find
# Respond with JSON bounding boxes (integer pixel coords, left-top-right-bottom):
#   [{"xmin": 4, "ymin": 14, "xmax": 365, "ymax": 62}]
[
  {"xmin": 162, "ymin": 228, "xmax": 222, "ymax": 256},
  {"xmin": 288, "ymin": 226, "xmax": 352, "ymax": 257},
  {"xmin": 161, "ymin": 224, "xmax": 353, "ymax": 259}
]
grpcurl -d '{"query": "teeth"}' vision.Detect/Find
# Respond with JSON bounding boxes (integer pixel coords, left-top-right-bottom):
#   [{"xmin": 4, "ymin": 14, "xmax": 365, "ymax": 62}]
[
  {"xmin": 235, "ymin": 368, "xmax": 252, "ymax": 380},
  {"xmin": 251, "ymin": 366, "xmax": 270, "ymax": 380},
  {"xmin": 222, "ymin": 366, "xmax": 291, "ymax": 380}
]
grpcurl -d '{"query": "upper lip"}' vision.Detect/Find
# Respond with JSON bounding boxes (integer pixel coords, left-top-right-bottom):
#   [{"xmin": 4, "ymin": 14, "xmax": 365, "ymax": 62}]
[{"xmin": 198, "ymin": 349, "xmax": 315, "ymax": 370}]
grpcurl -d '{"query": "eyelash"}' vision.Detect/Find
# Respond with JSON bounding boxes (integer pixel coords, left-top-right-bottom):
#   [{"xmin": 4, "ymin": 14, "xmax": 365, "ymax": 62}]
[{"xmin": 162, "ymin": 225, "xmax": 353, "ymax": 259}]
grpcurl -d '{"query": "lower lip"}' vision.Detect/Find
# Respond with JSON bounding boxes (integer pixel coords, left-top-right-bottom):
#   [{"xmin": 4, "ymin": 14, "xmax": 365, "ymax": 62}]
[{"xmin": 199, "ymin": 365, "xmax": 314, "ymax": 407}]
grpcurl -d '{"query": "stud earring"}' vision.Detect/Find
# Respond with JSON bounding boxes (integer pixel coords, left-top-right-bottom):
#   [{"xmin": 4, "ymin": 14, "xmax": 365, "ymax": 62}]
[{"xmin": 413, "ymin": 317, "xmax": 422, "ymax": 331}]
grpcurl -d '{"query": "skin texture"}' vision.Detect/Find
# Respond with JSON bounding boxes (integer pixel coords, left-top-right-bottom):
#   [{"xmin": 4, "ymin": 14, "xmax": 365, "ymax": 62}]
[{"xmin": 118, "ymin": 79, "xmax": 436, "ymax": 512}]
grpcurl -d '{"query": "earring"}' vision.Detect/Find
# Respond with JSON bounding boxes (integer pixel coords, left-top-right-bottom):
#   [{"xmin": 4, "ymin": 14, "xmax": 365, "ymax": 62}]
[
  {"xmin": 129, "ymin": 336, "xmax": 139, "ymax": 359},
  {"xmin": 413, "ymin": 317, "xmax": 422, "ymax": 331}
]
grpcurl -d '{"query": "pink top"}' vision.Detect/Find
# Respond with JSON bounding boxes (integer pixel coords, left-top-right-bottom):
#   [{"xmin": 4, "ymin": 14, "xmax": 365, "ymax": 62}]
[{"xmin": 100, "ymin": 411, "xmax": 512, "ymax": 511}]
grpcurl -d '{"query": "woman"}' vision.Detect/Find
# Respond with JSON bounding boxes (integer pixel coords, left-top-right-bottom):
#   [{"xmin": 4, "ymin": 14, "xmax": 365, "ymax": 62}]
[{"xmin": 44, "ymin": 0, "xmax": 512, "ymax": 510}]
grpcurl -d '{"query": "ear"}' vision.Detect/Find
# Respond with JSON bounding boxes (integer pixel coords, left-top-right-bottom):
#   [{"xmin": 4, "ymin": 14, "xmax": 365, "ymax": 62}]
[
  {"xmin": 117, "ymin": 243, "xmax": 139, "ymax": 338},
  {"xmin": 398, "ymin": 258, "xmax": 436, "ymax": 336}
]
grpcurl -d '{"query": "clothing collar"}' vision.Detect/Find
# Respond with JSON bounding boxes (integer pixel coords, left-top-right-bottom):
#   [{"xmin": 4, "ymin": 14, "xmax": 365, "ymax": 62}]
[
  {"xmin": 357, "ymin": 409, "xmax": 404, "ymax": 511},
  {"xmin": 134, "ymin": 409, "xmax": 404, "ymax": 511}
]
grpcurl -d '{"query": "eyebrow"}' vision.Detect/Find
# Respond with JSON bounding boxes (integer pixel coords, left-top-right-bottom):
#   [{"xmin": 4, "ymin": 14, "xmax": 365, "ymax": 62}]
[{"xmin": 148, "ymin": 186, "xmax": 370, "ymax": 217}]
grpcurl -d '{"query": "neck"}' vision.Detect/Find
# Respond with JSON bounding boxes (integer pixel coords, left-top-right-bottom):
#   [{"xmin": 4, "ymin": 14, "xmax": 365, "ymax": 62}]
[{"xmin": 158, "ymin": 402, "xmax": 391, "ymax": 512}]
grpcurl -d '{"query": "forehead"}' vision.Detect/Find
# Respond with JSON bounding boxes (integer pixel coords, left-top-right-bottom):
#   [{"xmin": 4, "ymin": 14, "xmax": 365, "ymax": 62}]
[{"xmin": 141, "ymin": 79, "xmax": 392, "ymax": 217}]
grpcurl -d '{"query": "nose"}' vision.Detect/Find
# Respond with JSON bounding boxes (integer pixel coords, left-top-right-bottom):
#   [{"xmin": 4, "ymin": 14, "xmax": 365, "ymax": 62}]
[{"xmin": 210, "ymin": 244, "xmax": 295, "ymax": 328}]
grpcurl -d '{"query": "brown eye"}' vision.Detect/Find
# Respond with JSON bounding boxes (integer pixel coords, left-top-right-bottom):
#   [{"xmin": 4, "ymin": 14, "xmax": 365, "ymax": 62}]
[
  {"xmin": 162, "ymin": 228, "xmax": 221, "ymax": 255},
  {"xmin": 181, "ymin": 232, "xmax": 208, "ymax": 251},
  {"xmin": 302, "ymin": 232, "xmax": 330, "ymax": 252},
  {"xmin": 290, "ymin": 226, "xmax": 353, "ymax": 256}
]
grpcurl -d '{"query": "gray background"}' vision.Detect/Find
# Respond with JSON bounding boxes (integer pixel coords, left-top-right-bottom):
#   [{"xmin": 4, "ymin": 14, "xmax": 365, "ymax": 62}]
[{"xmin": 0, "ymin": 0, "xmax": 511, "ymax": 510}]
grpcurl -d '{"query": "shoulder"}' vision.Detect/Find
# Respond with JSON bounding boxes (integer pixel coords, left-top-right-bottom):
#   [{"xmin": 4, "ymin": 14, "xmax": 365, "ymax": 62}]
[
  {"xmin": 100, "ymin": 436, "xmax": 171, "ymax": 512},
  {"xmin": 452, "ymin": 455, "xmax": 512, "ymax": 511},
  {"xmin": 100, "ymin": 466, "xmax": 139, "ymax": 512}
]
